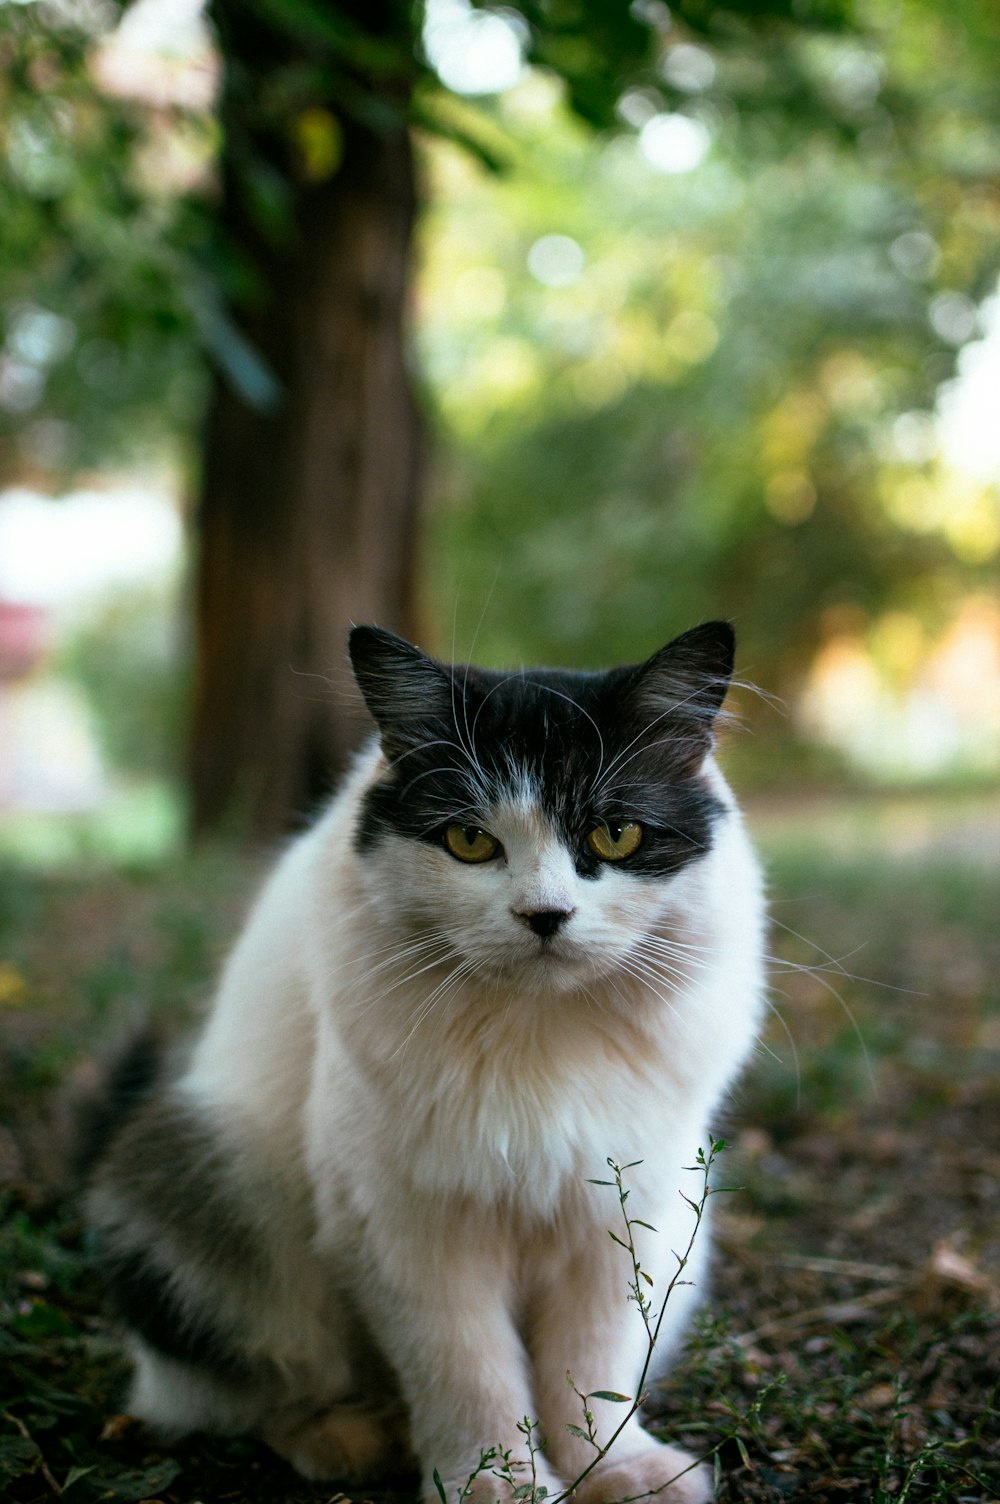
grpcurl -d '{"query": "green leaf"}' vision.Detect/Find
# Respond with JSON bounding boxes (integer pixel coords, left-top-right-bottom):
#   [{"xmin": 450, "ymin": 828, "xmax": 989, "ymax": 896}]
[
  {"xmin": 0, "ymin": 1434, "xmax": 42, "ymax": 1486},
  {"xmin": 63, "ymin": 1464, "xmax": 96, "ymax": 1491},
  {"xmin": 410, "ymin": 93, "xmax": 509, "ymax": 174},
  {"xmin": 588, "ymin": 1391, "xmax": 632, "ymax": 1403},
  {"xmin": 12, "ymin": 1300, "xmax": 79, "ymax": 1338},
  {"xmin": 434, "ymin": 1467, "xmax": 449, "ymax": 1504},
  {"xmin": 565, "ymin": 1424, "xmax": 591, "ymax": 1441},
  {"xmin": 630, "ymin": 1219, "xmax": 658, "ymax": 1232},
  {"xmin": 6, "ymin": 1364, "xmax": 90, "ymax": 1415},
  {"xmin": 90, "ymin": 1460, "xmax": 182, "ymax": 1502}
]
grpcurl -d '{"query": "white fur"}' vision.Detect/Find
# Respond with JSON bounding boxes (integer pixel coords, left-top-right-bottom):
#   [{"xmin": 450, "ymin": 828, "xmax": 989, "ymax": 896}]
[{"xmin": 139, "ymin": 741, "xmax": 765, "ymax": 1503}]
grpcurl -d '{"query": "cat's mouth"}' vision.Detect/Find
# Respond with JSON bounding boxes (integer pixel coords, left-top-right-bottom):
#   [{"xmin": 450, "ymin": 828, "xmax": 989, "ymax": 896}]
[
  {"xmin": 439, "ymin": 918, "xmax": 627, "ymax": 991},
  {"xmin": 497, "ymin": 930, "xmax": 613, "ymax": 989}
]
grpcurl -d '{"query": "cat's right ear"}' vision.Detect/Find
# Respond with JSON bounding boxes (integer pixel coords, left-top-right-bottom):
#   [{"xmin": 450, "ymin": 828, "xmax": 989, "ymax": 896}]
[{"xmin": 349, "ymin": 626, "xmax": 455, "ymax": 758}]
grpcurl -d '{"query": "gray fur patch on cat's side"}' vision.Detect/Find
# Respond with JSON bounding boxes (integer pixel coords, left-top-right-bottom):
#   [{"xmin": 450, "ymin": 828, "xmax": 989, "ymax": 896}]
[
  {"xmin": 88, "ymin": 1093, "xmax": 276, "ymax": 1385},
  {"xmin": 91, "ymin": 1092, "xmax": 270, "ymax": 1276}
]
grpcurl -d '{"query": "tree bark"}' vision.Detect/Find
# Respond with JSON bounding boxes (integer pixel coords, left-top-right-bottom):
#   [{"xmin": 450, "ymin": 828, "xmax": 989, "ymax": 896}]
[{"xmin": 189, "ymin": 4, "xmax": 422, "ymax": 838}]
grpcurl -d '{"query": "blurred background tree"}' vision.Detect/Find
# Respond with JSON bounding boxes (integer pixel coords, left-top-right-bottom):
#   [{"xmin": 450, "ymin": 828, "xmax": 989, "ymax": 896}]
[{"xmin": 0, "ymin": 0, "xmax": 998, "ymax": 846}]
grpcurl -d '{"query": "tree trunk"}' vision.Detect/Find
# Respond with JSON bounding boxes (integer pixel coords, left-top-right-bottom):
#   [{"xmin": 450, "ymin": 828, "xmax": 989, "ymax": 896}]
[{"xmin": 189, "ymin": 5, "xmax": 422, "ymax": 839}]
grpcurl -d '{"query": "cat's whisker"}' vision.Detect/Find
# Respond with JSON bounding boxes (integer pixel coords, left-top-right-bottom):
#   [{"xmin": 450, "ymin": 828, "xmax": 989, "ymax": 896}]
[
  {"xmin": 633, "ymin": 941, "xmax": 713, "ymax": 993},
  {"xmin": 763, "ymin": 951, "xmax": 872, "ymax": 982},
  {"xmin": 591, "ymin": 680, "xmax": 724, "ymax": 799},
  {"xmin": 756, "ymin": 990, "xmax": 803, "ymax": 1104},
  {"xmin": 767, "ymin": 918, "xmax": 916, "ymax": 994},
  {"xmin": 412, "ymin": 799, "xmax": 490, "ymax": 840},
  {"xmin": 596, "ymin": 748, "xmax": 719, "ymax": 821},
  {"xmin": 387, "ymin": 738, "xmax": 474, "ymax": 772},
  {"xmin": 399, "ymin": 758, "xmax": 489, "ymax": 804},
  {"xmin": 470, "ymin": 672, "xmax": 531, "ymax": 748},
  {"xmin": 613, "ymin": 948, "xmax": 690, "ymax": 1000},
  {"xmin": 342, "ymin": 946, "xmax": 455, "ymax": 1002},
  {"xmin": 317, "ymin": 930, "xmax": 453, "ymax": 991},
  {"xmin": 592, "ymin": 971, "xmax": 637, "ymax": 1019},
  {"xmin": 612, "ymin": 958, "xmax": 693, "ymax": 1037},
  {"xmin": 627, "ymin": 928, "xmax": 720, "ymax": 960},
  {"xmin": 770, "ymin": 956, "xmax": 877, "ymax": 1096},
  {"xmin": 349, "ymin": 943, "xmax": 461, "ymax": 1015},
  {"xmin": 627, "ymin": 950, "xmax": 692, "ymax": 990},
  {"xmin": 451, "ymin": 642, "xmax": 495, "ymax": 810},
  {"xmin": 641, "ymin": 936, "xmax": 721, "ymax": 974},
  {"xmin": 342, "ymin": 938, "xmax": 451, "ymax": 998},
  {"xmin": 622, "ymin": 964, "xmax": 698, "ymax": 1022},
  {"xmin": 335, "ymin": 927, "xmax": 444, "ymax": 969},
  {"xmin": 632, "ymin": 934, "xmax": 703, "ymax": 974},
  {"xmin": 574, "ymin": 981, "xmax": 603, "ymax": 1017},
  {"xmin": 389, "ymin": 955, "xmax": 483, "ymax": 1063}
]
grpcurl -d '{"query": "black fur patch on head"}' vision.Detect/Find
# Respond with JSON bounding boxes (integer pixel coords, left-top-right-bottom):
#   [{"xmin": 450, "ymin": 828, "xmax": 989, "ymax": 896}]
[{"xmin": 350, "ymin": 624, "xmax": 734, "ymax": 880}]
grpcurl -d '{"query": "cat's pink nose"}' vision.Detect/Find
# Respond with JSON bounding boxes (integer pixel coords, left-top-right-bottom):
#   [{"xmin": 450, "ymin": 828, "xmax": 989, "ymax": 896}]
[{"xmin": 515, "ymin": 908, "xmax": 575, "ymax": 938}]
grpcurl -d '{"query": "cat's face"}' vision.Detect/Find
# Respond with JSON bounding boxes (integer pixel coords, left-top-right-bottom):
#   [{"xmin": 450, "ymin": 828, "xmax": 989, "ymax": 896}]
[{"xmin": 350, "ymin": 625, "xmax": 735, "ymax": 995}]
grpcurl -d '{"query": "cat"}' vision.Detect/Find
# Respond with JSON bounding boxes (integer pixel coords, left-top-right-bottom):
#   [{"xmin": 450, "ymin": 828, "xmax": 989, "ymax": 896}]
[{"xmin": 87, "ymin": 621, "xmax": 766, "ymax": 1504}]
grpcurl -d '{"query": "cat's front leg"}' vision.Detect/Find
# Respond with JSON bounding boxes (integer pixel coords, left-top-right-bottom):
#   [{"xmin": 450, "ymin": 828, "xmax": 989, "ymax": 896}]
[
  {"xmin": 528, "ymin": 1209, "xmax": 712, "ymax": 1504},
  {"xmin": 349, "ymin": 1205, "xmax": 564, "ymax": 1504}
]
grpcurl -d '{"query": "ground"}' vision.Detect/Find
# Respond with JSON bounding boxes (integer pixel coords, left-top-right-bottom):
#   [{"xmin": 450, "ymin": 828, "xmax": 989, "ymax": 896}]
[{"xmin": 1, "ymin": 793, "xmax": 998, "ymax": 1503}]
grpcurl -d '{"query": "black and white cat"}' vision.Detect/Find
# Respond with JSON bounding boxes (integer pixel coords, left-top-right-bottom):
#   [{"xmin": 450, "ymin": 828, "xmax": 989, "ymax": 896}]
[{"xmin": 88, "ymin": 623, "xmax": 765, "ymax": 1504}]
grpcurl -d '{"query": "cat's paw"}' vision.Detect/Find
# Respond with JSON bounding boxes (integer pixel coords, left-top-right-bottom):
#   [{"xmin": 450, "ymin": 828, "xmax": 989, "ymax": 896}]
[
  {"xmin": 570, "ymin": 1445, "xmax": 711, "ymax": 1504},
  {"xmin": 266, "ymin": 1403, "xmax": 413, "ymax": 1483}
]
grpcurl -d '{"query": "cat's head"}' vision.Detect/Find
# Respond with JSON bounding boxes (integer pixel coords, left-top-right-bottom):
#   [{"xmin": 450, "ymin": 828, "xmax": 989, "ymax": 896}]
[{"xmin": 348, "ymin": 624, "xmax": 736, "ymax": 994}]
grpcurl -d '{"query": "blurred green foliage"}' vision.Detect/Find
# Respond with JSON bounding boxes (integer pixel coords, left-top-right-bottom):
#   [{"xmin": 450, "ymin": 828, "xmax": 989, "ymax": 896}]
[
  {"xmin": 0, "ymin": 0, "xmax": 864, "ymax": 485},
  {"xmin": 417, "ymin": 3, "xmax": 1000, "ymax": 703},
  {"xmin": 0, "ymin": 0, "xmax": 998, "ymax": 784},
  {"xmin": 0, "ymin": 1, "xmax": 209, "ymax": 482}
]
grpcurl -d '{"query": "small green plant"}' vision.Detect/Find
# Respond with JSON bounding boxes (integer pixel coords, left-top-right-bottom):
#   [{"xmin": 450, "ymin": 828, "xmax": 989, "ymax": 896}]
[
  {"xmin": 435, "ymin": 1418, "xmax": 550, "ymax": 1504},
  {"xmin": 870, "ymin": 1373, "xmax": 999, "ymax": 1504},
  {"xmin": 440, "ymin": 1139, "xmax": 767, "ymax": 1504}
]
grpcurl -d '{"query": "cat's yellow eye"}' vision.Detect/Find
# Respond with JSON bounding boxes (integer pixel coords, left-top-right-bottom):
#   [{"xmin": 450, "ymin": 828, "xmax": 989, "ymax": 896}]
[
  {"xmin": 444, "ymin": 825, "xmax": 500, "ymax": 864},
  {"xmin": 586, "ymin": 821, "xmax": 643, "ymax": 862}
]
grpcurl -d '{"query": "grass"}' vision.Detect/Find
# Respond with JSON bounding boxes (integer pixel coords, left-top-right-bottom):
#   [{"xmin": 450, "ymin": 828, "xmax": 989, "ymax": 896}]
[{"xmin": 1, "ymin": 798, "xmax": 998, "ymax": 1502}]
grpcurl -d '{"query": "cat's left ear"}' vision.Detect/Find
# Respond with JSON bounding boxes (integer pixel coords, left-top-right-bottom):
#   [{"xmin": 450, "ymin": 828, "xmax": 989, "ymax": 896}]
[
  {"xmin": 349, "ymin": 625, "xmax": 455, "ymax": 757},
  {"xmin": 626, "ymin": 620, "xmax": 735, "ymax": 767}
]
